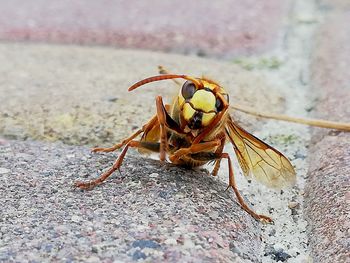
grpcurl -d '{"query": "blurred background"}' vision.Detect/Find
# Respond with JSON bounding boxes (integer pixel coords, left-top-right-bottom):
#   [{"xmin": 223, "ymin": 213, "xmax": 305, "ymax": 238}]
[{"xmin": 0, "ymin": 0, "xmax": 287, "ymax": 58}]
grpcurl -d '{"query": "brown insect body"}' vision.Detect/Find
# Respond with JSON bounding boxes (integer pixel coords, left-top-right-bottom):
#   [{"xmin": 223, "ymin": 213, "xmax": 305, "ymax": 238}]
[
  {"xmin": 75, "ymin": 71, "xmax": 296, "ymax": 223},
  {"xmin": 141, "ymin": 78, "xmax": 229, "ymax": 168}
]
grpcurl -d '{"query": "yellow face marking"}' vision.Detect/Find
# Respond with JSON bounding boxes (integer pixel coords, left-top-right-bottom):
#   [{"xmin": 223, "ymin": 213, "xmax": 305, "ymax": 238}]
[
  {"xmin": 190, "ymin": 89, "xmax": 216, "ymax": 113},
  {"xmin": 202, "ymin": 80, "xmax": 227, "ymax": 95},
  {"xmin": 182, "ymin": 103, "xmax": 196, "ymax": 122},
  {"xmin": 202, "ymin": 112, "xmax": 216, "ymax": 126},
  {"xmin": 201, "ymin": 80, "xmax": 217, "ymax": 90}
]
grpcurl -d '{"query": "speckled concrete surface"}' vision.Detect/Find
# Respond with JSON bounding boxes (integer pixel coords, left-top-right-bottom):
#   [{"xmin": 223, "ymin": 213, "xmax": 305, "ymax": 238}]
[{"xmin": 0, "ymin": 139, "xmax": 260, "ymax": 262}]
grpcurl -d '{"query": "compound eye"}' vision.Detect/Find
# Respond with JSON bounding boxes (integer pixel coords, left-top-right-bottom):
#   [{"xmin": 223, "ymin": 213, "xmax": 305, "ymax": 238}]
[
  {"xmin": 216, "ymin": 94, "xmax": 229, "ymax": 112},
  {"xmin": 181, "ymin": 81, "xmax": 196, "ymax": 100},
  {"xmin": 216, "ymin": 97, "xmax": 223, "ymax": 111}
]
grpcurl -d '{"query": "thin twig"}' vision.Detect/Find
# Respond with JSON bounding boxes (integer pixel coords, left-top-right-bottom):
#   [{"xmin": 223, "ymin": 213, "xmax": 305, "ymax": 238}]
[{"xmin": 231, "ymin": 104, "xmax": 350, "ymax": 131}]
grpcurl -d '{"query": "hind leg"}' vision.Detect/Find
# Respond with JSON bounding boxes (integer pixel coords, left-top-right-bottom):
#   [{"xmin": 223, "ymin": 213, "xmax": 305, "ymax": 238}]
[{"xmin": 220, "ymin": 152, "xmax": 273, "ymax": 223}]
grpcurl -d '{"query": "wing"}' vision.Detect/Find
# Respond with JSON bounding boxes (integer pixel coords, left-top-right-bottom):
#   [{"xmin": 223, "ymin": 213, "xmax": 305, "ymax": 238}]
[
  {"xmin": 137, "ymin": 114, "xmax": 160, "ymax": 155},
  {"xmin": 138, "ymin": 104, "xmax": 171, "ymax": 154},
  {"xmin": 226, "ymin": 115, "xmax": 296, "ymax": 189},
  {"xmin": 140, "ymin": 104, "xmax": 171, "ymax": 144}
]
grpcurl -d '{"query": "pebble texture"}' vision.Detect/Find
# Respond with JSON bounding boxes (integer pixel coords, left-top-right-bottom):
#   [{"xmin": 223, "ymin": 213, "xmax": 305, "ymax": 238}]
[
  {"xmin": 0, "ymin": 43, "xmax": 286, "ymax": 146},
  {"xmin": 0, "ymin": 0, "xmax": 289, "ymax": 57},
  {"xmin": 0, "ymin": 139, "xmax": 260, "ymax": 262},
  {"xmin": 305, "ymin": 12, "xmax": 350, "ymax": 262}
]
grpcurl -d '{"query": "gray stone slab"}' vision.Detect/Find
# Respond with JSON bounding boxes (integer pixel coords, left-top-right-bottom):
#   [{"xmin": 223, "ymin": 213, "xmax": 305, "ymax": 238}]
[{"xmin": 0, "ymin": 139, "xmax": 260, "ymax": 262}]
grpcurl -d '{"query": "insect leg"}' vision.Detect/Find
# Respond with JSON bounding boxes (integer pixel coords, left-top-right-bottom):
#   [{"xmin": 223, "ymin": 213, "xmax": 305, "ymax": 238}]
[
  {"xmin": 91, "ymin": 129, "xmax": 143, "ymax": 153},
  {"xmin": 169, "ymin": 140, "xmax": 221, "ymax": 164},
  {"xmin": 221, "ymin": 152, "xmax": 273, "ymax": 224},
  {"xmin": 75, "ymin": 140, "xmax": 158, "ymax": 190},
  {"xmin": 91, "ymin": 113, "xmax": 161, "ymax": 153},
  {"xmin": 211, "ymin": 134, "xmax": 226, "ymax": 176}
]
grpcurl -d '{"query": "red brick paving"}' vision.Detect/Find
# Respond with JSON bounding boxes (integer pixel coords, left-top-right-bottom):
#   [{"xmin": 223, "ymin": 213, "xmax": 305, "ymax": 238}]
[
  {"xmin": 318, "ymin": 0, "xmax": 350, "ymax": 10},
  {"xmin": 0, "ymin": 0, "xmax": 290, "ymax": 57},
  {"xmin": 305, "ymin": 12, "xmax": 350, "ymax": 263}
]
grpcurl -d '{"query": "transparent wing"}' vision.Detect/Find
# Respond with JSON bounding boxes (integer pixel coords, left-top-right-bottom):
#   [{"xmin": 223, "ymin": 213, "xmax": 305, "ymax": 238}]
[{"xmin": 226, "ymin": 115, "xmax": 296, "ymax": 189}]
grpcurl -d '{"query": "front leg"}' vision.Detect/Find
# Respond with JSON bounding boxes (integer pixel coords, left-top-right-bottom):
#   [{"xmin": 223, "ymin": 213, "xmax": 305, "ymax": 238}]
[
  {"xmin": 155, "ymin": 96, "xmax": 187, "ymax": 162},
  {"xmin": 91, "ymin": 114, "xmax": 159, "ymax": 153},
  {"xmin": 169, "ymin": 140, "xmax": 221, "ymax": 164},
  {"xmin": 75, "ymin": 140, "xmax": 161, "ymax": 189},
  {"xmin": 211, "ymin": 133, "xmax": 226, "ymax": 176}
]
